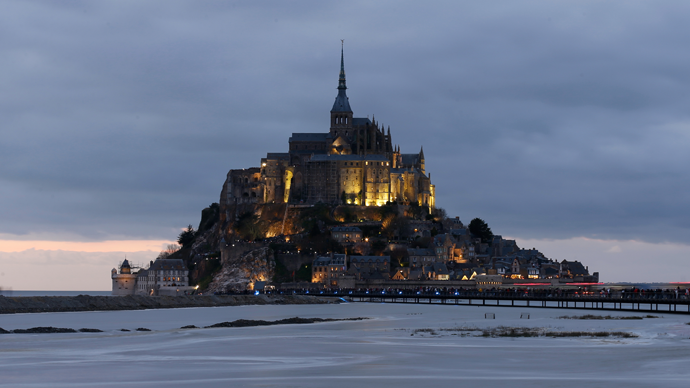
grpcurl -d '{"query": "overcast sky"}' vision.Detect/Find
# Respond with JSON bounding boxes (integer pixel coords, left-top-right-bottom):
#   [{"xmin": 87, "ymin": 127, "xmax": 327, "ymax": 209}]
[{"xmin": 1, "ymin": 1, "xmax": 689, "ymax": 289}]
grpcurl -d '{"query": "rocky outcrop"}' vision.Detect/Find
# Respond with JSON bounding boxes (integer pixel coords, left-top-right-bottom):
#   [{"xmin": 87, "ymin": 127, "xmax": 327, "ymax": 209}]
[
  {"xmin": 207, "ymin": 246, "xmax": 274, "ymax": 293},
  {"xmin": 190, "ymin": 221, "xmax": 220, "ymax": 259},
  {"xmin": 12, "ymin": 327, "xmax": 77, "ymax": 334},
  {"xmin": 204, "ymin": 317, "xmax": 367, "ymax": 328},
  {"xmin": 0, "ymin": 294, "xmax": 337, "ymax": 314}
]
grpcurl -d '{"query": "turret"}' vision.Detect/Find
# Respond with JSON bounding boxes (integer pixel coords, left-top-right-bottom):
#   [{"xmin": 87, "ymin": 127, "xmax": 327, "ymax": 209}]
[{"xmin": 120, "ymin": 259, "xmax": 131, "ymax": 274}]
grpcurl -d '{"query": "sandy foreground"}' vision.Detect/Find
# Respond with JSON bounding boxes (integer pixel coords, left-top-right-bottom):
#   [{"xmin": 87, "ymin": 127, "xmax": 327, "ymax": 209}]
[{"xmin": 1, "ymin": 302, "xmax": 689, "ymax": 387}]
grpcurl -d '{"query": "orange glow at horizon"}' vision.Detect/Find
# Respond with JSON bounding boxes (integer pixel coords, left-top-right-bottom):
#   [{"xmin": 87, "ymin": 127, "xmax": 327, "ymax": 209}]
[{"xmin": 0, "ymin": 239, "xmax": 176, "ymax": 253}]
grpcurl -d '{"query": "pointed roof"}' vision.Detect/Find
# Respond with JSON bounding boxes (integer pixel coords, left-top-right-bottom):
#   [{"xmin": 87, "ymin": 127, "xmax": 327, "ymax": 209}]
[
  {"xmin": 419, "ymin": 146, "xmax": 425, "ymax": 160},
  {"xmin": 331, "ymin": 43, "xmax": 352, "ymax": 113}
]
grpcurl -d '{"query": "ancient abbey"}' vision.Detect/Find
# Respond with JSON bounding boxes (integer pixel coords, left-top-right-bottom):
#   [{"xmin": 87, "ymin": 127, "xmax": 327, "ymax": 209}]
[{"xmin": 221, "ymin": 48, "xmax": 435, "ymax": 209}]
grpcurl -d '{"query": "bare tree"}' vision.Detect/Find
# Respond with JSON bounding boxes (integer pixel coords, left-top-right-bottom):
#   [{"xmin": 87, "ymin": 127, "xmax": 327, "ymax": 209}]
[
  {"xmin": 390, "ymin": 247, "xmax": 409, "ymax": 268},
  {"xmin": 353, "ymin": 241, "xmax": 371, "ymax": 256},
  {"xmin": 157, "ymin": 243, "xmax": 181, "ymax": 259},
  {"xmin": 432, "ymin": 207, "xmax": 448, "ymax": 222}
]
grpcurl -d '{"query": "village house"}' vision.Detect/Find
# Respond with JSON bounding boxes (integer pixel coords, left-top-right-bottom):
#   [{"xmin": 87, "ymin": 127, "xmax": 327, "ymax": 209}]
[
  {"xmin": 311, "ymin": 254, "xmax": 349, "ymax": 287},
  {"xmin": 331, "ymin": 226, "xmax": 363, "ymax": 243},
  {"xmin": 111, "ymin": 258, "xmax": 194, "ymax": 296},
  {"xmin": 348, "ymin": 256, "xmax": 391, "ymax": 281},
  {"xmin": 407, "ymin": 248, "xmax": 437, "ymax": 269}
]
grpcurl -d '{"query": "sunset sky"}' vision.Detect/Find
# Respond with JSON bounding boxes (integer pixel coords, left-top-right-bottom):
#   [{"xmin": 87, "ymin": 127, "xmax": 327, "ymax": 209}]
[{"xmin": 2, "ymin": 1, "xmax": 689, "ymax": 290}]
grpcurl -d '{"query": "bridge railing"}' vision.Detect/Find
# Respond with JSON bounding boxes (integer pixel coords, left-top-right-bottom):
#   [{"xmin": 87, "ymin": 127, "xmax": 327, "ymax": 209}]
[{"xmin": 274, "ymin": 288, "xmax": 690, "ymax": 303}]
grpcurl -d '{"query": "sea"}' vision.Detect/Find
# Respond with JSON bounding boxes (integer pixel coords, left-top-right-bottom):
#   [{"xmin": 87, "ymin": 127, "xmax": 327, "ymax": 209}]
[
  {"xmin": 0, "ymin": 290, "xmax": 110, "ymax": 297},
  {"xmin": 1, "ymin": 301, "xmax": 689, "ymax": 387}
]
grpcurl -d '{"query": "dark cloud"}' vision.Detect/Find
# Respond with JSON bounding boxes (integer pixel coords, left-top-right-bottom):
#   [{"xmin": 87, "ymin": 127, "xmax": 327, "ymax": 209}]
[{"xmin": 1, "ymin": 1, "xmax": 689, "ymax": 246}]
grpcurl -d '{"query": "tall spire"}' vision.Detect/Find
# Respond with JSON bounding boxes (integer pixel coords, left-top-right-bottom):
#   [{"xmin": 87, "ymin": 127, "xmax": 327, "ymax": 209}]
[
  {"xmin": 331, "ymin": 40, "xmax": 352, "ymax": 113},
  {"xmin": 338, "ymin": 40, "xmax": 346, "ymax": 90}
]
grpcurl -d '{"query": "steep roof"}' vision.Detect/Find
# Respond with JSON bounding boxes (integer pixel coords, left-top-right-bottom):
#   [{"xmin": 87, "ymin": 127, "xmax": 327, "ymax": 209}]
[
  {"xmin": 332, "ymin": 226, "xmax": 362, "ymax": 232},
  {"xmin": 313, "ymin": 256, "xmax": 331, "ymax": 266},
  {"xmin": 352, "ymin": 117, "xmax": 371, "ymax": 126},
  {"xmin": 566, "ymin": 261, "xmax": 589, "ymax": 276},
  {"xmin": 407, "ymin": 248, "xmax": 435, "ymax": 256},
  {"xmin": 450, "ymin": 228, "xmax": 468, "ymax": 236},
  {"xmin": 149, "ymin": 258, "xmax": 186, "ymax": 271},
  {"xmin": 309, "ymin": 154, "xmax": 389, "ymax": 162},
  {"xmin": 265, "ymin": 153, "xmax": 290, "ymax": 160},
  {"xmin": 331, "ymin": 254, "xmax": 346, "ymax": 265},
  {"xmin": 289, "ymin": 133, "xmax": 332, "ymax": 142},
  {"xmin": 350, "ymin": 256, "xmax": 390, "ymax": 263},
  {"xmin": 433, "ymin": 262, "xmax": 449, "ymax": 275}
]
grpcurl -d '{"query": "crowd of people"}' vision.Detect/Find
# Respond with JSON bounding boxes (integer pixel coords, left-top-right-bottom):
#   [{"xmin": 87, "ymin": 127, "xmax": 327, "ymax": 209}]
[{"xmin": 265, "ymin": 286, "xmax": 690, "ymax": 300}]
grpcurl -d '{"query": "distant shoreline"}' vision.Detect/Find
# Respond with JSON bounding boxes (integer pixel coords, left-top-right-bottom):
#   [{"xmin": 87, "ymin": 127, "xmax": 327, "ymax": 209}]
[
  {"xmin": 0, "ymin": 294, "xmax": 339, "ymax": 314},
  {"xmin": 0, "ymin": 291, "xmax": 111, "ymax": 297}
]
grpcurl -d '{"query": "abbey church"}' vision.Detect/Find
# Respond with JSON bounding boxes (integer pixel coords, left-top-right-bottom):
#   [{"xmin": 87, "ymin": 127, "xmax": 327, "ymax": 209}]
[{"xmin": 221, "ymin": 48, "xmax": 435, "ymax": 209}]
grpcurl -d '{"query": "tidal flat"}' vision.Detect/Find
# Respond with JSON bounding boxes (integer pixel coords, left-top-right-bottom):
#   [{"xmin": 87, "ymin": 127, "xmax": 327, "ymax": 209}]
[{"xmin": 1, "ymin": 303, "xmax": 689, "ymax": 387}]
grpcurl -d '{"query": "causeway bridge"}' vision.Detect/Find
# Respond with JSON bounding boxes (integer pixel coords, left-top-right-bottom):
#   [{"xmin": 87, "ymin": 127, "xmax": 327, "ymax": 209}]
[{"xmin": 302, "ymin": 290, "xmax": 690, "ymax": 315}]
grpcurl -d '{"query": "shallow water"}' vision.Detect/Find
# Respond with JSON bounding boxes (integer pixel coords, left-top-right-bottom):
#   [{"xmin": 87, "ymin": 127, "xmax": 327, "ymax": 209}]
[
  {"xmin": 0, "ymin": 290, "xmax": 111, "ymax": 297},
  {"xmin": 1, "ymin": 303, "xmax": 689, "ymax": 387}
]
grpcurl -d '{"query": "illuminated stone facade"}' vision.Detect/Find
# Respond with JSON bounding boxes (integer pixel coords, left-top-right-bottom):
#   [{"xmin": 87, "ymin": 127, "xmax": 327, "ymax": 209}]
[
  {"xmin": 221, "ymin": 48, "xmax": 435, "ymax": 210},
  {"xmin": 111, "ymin": 259, "xmax": 137, "ymax": 296},
  {"xmin": 111, "ymin": 258, "xmax": 194, "ymax": 296},
  {"xmin": 312, "ymin": 254, "xmax": 348, "ymax": 287}
]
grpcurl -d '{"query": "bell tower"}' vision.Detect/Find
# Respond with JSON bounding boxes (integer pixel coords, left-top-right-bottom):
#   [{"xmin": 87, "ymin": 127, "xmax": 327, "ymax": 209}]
[{"xmin": 330, "ymin": 41, "xmax": 353, "ymax": 139}]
